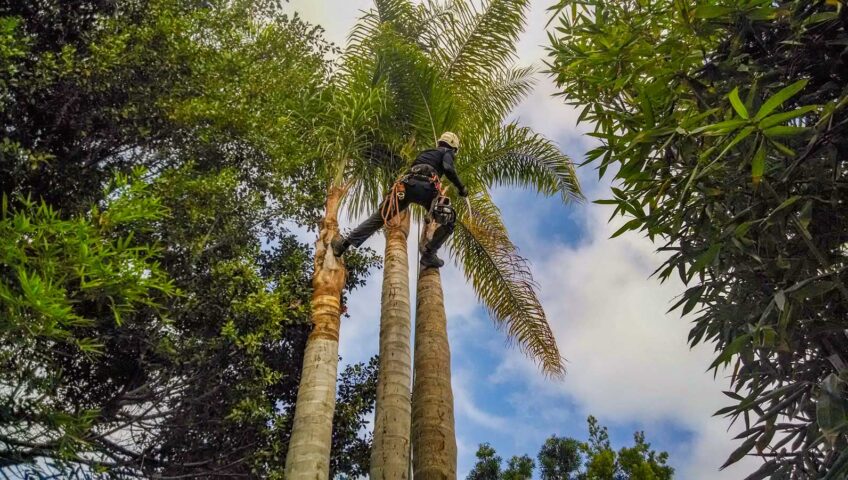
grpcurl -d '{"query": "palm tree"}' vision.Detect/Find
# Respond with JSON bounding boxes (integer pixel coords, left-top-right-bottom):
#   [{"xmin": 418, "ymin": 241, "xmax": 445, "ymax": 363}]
[
  {"xmin": 363, "ymin": 1, "xmax": 583, "ymax": 477},
  {"xmin": 283, "ymin": 6, "xmax": 443, "ymax": 476},
  {"xmin": 346, "ymin": 1, "xmax": 582, "ymax": 477},
  {"xmin": 283, "ymin": 55, "xmax": 390, "ymax": 479},
  {"xmin": 287, "ymin": 1, "xmax": 581, "ymax": 477}
]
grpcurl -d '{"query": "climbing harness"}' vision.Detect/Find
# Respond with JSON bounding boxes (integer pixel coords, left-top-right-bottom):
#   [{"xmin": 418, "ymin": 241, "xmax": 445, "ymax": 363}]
[
  {"xmin": 380, "ymin": 178, "xmax": 406, "ymax": 227},
  {"xmin": 381, "ymin": 163, "xmax": 447, "ymax": 227}
]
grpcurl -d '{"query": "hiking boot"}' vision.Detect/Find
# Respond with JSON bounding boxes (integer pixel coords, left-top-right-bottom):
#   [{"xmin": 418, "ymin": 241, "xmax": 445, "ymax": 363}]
[
  {"xmin": 419, "ymin": 248, "xmax": 444, "ymax": 269},
  {"xmin": 331, "ymin": 235, "xmax": 350, "ymax": 257}
]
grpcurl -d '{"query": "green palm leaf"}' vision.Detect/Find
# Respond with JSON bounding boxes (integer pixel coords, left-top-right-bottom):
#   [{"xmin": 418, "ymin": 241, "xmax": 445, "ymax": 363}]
[
  {"xmin": 450, "ymin": 193, "xmax": 565, "ymax": 377},
  {"xmin": 464, "ymin": 65, "xmax": 536, "ymax": 125},
  {"xmin": 464, "ymin": 123, "xmax": 583, "ymax": 202},
  {"xmin": 430, "ymin": 0, "xmax": 529, "ymax": 89}
]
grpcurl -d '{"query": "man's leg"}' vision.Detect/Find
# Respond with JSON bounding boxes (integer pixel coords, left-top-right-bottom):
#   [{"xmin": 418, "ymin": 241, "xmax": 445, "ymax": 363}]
[
  {"xmin": 419, "ymin": 201, "xmax": 456, "ymax": 268},
  {"xmin": 426, "ymin": 222, "xmax": 455, "ymax": 252},
  {"xmin": 332, "ymin": 195, "xmax": 408, "ymax": 256}
]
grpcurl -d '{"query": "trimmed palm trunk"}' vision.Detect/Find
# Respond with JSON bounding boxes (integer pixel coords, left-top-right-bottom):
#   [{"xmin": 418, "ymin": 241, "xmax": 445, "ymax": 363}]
[
  {"xmin": 412, "ymin": 223, "xmax": 457, "ymax": 479},
  {"xmin": 285, "ymin": 184, "xmax": 348, "ymax": 480},
  {"xmin": 370, "ymin": 210, "xmax": 412, "ymax": 479}
]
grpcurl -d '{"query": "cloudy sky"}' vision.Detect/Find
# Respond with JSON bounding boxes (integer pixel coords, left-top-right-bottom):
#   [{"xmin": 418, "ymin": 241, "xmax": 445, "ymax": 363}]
[{"xmin": 286, "ymin": 1, "xmax": 761, "ymax": 478}]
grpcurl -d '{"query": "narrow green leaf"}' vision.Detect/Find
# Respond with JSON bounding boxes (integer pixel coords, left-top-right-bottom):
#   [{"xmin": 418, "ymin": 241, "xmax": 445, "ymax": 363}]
[
  {"xmin": 770, "ymin": 139, "xmax": 796, "ymax": 157},
  {"xmin": 710, "ymin": 333, "xmax": 750, "ymax": 370},
  {"xmin": 694, "ymin": 5, "xmax": 733, "ymax": 19},
  {"xmin": 609, "ymin": 218, "xmax": 642, "ymax": 238},
  {"xmin": 721, "ymin": 436, "xmax": 757, "ymax": 469},
  {"xmin": 759, "ymin": 105, "xmax": 819, "ymax": 128},
  {"xmin": 715, "ymin": 126, "xmax": 755, "ymax": 161},
  {"xmin": 751, "ymin": 142, "xmax": 766, "ymax": 187},
  {"xmin": 798, "ymin": 200, "xmax": 813, "ymax": 230},
  {"xmin": 734, "ymin": 221, "xmax": 757, "ymax": 238},
  {"xmin": 768, "ymin": 196, "xmax": 801, "ymax": 217},
  {"xmin": 763, "ymin": 126, "xmax": 807, "ymax": 137},
  {"xmin": 755, "ymin": 80, "xmax": 809, "ymax": 119},
  {"xmin": 729, "ymin": 87, "xmax": 749, "ymax": 119},
  {"xmin": 691, "ymin": 243, "xmax": 721, "ymax": 277},
  {"xmin": 692, "ymin": 119, "xmax": 747, "ymax": 135},
  {"xmin": 774, "ymin": 290, "xmax": 786, "ymax": 311},
  {"xmin": 682, "ymin": 290, "xmax": 702, "ymax": 316},
  {"xmin": 806, "ymin": 11, "xmax": 838, "ymax": 25}
]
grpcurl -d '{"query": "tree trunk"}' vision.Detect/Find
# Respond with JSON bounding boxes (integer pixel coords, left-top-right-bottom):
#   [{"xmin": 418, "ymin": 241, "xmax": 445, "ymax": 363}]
[
  {"xmin": 285, "ymin": 184, "xmax": 348, "ymax": 480},
  {"xmin": 370, "ymin": 210, "xmax": 412, "ymax": 479},
  {"xmin": 412, "ymin": 222, "xmax": 457, "ymax": 479}
]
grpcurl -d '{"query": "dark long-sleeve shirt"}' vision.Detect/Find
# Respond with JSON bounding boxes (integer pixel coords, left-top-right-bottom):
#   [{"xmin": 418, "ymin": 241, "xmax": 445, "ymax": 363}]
[{"xmin": 411, "ymin": 147, "xmax": 466, "ymax": 193}]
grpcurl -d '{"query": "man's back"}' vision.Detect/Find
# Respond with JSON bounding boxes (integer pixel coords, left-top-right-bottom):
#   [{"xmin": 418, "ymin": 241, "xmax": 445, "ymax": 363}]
[{"xmin": 412, "ymin": 147, "xmax": 464, "ymax": 194}]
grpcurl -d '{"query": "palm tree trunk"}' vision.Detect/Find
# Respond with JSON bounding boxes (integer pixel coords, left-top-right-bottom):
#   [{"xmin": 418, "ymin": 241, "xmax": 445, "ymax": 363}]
[
  {"xmin": 285, "ymin": 184, "xmax": 348, "ymax": 480},
  {"xmin": 412, "ymin": 223, "xmax": 457, "ymax": 479},
  {"xmin": 370, "ymin": 210, "xmax": 412, "ymax": 479}
]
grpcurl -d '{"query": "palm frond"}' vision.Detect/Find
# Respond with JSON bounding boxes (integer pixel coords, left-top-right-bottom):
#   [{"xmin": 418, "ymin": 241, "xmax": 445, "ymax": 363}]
[
  {"xmin": 449, "ymin": 193, "xmax": 566, "ymax": 377},
  {"xmin": 430, "ymin": 0, "xmax": 530, "ymax": 90},
  {"xmin": 374, "ymin": 0, "xmax": 416, "ymax": 26},
  {"xmin": 371, "ymin": 29, "xmax": 460, "ymax": 144},
  {"xmin": 463, "ymin": 65, "xmax": 536, "ymax": 125},
  {"xmin": 463, "ymin": 123, "xmax": 583, "ymax": 203}
]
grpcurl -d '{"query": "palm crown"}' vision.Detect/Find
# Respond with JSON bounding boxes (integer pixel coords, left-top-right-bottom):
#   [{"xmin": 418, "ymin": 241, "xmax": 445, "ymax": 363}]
[{"xmin": 317, "ymin": 0, "xmax": 582, "ymax": 376}]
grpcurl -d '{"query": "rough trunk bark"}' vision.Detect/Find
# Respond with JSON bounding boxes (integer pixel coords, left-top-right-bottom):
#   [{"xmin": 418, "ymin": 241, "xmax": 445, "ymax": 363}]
[
  {"xmin": 370, "ymin": 211, "xmax": 412, "ymax": 479},
  {"xmin": 285, "ymin": 185, "xmax": 348, "ymax": 480},
  {"xmin": 412, "ymin": 222, "xmax": 457, "ymax": 479}
]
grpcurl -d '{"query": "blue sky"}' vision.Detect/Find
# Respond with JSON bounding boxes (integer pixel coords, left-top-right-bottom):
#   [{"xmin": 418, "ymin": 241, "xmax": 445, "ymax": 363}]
[{"xmin": 288, "ymin": 1, "xmax": 763, "ymax": 478}]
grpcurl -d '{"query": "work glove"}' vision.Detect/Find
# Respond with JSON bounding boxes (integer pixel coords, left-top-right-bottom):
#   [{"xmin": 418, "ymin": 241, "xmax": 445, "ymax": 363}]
[{"xmin": 458, "ymin": 186, "xmax": 468, "ymax": 197}]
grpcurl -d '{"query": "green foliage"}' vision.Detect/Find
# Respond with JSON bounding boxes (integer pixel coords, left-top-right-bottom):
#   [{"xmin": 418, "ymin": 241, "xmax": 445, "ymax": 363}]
[
  {"xmin": 547, "ymin": 0, "xmax": 848, "ymax": 477},
  {"xmin": 467, "ymin": 443, "xmax": 503, "ymax": 480},
  {"xmin": 581, "ymin": 416, "xmax": 673, "ymax": 480},
  {"xmin": 0, "ymin": 173, "xmax": 174, "ymax": 467},
  {"xmin": 502, "ymin": 454, "xmax": 535, "ymax": 480},
  {"xmin": 330, "ymin": 358, "xmax": 380, "ymax": 478},
  {"xmin": 0, "ymin": 0, "xmax": 380, "ymax": 477},
  {"xmin": 469, "ymin": 417, "xmax": 673, "ymax": 480},
  {"xmin": 539, "ymin": 435, "xmax": 583, "ymax": 479}
]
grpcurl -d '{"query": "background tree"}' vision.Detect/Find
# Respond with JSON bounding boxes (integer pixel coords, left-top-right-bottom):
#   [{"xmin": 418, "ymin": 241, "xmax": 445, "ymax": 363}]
[
  {"xmin": 0, "ymin": 1, "xmax": 381, "ymax": 477},
  {"xmin": 502, "ymin": 454, "xmax": 535, "ymax": 480},
  {"xmin": 467, "ymin": 443, "xmax": 503, "ymax": 480},
  {"xmin": 538, "ymin": 436, "xmax": 582, "ymax": 480},
  {"xmin": 548, "ymin": 0, "xmax": 848, "ymax": 478},
  {"xmin": 467, "ymin": 417, "xmax": 672, "ymax": 480}
]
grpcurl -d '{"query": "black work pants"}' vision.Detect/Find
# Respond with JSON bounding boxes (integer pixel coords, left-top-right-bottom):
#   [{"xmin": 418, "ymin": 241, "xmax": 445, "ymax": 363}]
[{"xmin": 346, "ymin": 177, "xmax": 455, "ymax": 252}]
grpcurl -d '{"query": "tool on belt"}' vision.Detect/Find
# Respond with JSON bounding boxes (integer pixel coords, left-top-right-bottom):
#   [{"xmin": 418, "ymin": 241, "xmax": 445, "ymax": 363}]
[{"xmin": 381, "ymin": 164, "xmax": 452, "ymax": 226}]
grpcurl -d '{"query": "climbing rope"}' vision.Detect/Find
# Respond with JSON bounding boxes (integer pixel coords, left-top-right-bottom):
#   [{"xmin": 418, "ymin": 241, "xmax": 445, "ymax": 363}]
[{"xmin": 380, "ymin": 177, "xmax": 406, "ymax": 227}]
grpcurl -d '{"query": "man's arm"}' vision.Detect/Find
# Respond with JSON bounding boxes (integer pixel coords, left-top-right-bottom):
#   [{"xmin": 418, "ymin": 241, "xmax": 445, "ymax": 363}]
[{"xmin": 442, "ymin": 150, "xmax": 468, "ymax": 196}]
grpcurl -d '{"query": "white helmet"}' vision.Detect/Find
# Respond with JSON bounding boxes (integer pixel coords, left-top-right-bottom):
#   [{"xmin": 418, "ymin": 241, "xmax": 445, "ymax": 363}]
[{"xmin": 438, "ymin": 131, "xmax": 460, "ymax": 150}]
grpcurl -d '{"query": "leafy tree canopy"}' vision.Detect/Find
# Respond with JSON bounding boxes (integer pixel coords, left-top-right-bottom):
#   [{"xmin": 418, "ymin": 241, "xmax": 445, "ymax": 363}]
[
  {"xmin": 0, "ymin": 0, "xmax": 380, "ymax": 477},
  {"xmin": 468, "ymin": 416, "xmax": 673, "ymax": 480},
  {"xmin": 547, "ymin": 1, "xmax": 848, "ymax": 477}
]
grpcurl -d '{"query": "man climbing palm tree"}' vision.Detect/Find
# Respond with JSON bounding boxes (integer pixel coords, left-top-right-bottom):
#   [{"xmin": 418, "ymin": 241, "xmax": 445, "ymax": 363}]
[{"xmin": 332, "ymin": 131, "xmax": 468, "ymax": 268}]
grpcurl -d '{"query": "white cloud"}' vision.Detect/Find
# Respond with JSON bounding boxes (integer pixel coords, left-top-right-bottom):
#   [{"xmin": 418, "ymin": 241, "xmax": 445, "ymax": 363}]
[
  {"xmin": 493, "ymin": 197, "xmax": 762, "ymax": 479},
  {"xmin": 285, "ymin": 0, "xmax": 373, "ymax": 49},
  {"xmin": 453, "ymin": 369, "xmax": 510, "ymax": 432}
]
